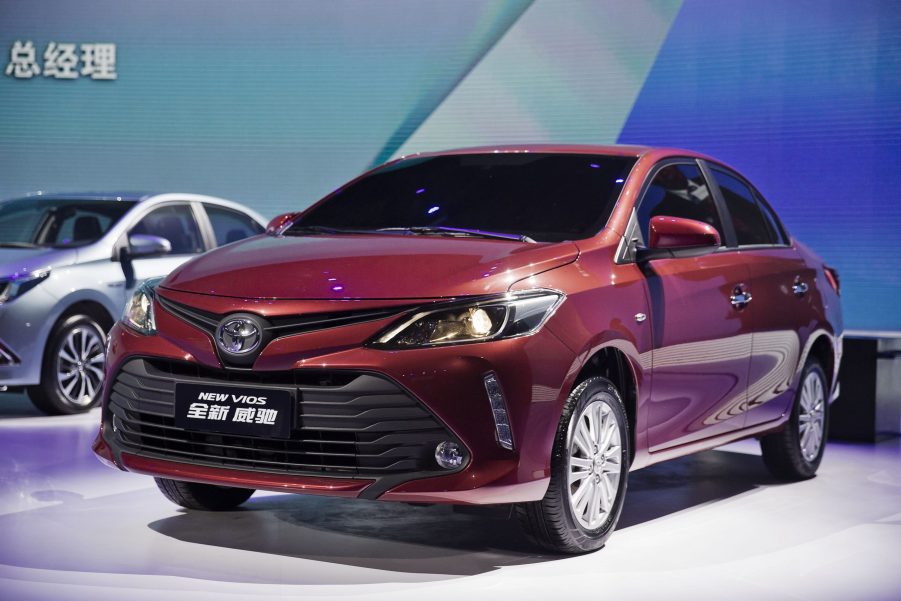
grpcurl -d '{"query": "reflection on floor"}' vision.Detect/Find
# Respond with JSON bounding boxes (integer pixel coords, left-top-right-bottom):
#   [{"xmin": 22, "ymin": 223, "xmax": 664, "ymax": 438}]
[{"xmin": 1, "ymin": 391, "xmax": 899, "ymax": 600}]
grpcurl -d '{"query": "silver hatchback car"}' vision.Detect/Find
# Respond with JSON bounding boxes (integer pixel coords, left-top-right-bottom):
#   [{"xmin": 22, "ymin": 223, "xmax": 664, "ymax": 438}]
[{"xmin": 0, "ymin": 192, "xmax": 266, "ymax": 414}]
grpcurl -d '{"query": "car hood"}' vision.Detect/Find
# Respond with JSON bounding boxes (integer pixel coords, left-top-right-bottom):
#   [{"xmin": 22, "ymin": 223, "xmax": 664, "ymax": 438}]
[
  {"xmin": 163, "ymin": 234, "xmax": 579, "ymax": 299},
  {"xmin": 0, "ymin": 247, "xmax": 79, "ymax": 280}
]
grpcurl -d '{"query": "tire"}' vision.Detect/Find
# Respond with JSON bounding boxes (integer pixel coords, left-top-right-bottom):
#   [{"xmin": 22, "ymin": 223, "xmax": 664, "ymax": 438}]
[
  {"xmin": 516, "ymin": 377, "xmax": 630, "ymax": 554},
  {"xmin": 155, "ymin": 478, "xmax": 255, "ymax": 511},
  {"xmin": 760, "ymin": 359, "xmax": 829, "ymax": 480},
  {"xmin": 27, "ymin": 314, "xmax": 107, "ymax": 415}
]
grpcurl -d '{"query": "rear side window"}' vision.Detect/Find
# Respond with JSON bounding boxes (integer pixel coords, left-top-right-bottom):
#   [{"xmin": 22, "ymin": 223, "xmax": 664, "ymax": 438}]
[
  {"xmin": 637, "ymin": 163, "xmax": 723, "ymax": 246},
  {"xmin": 130, "ymin": 204, "xmax": 204, "ymax": 254},
  {"xmin": 756, "ymin": 196, "xmax": 787, "ymax": 245},
  {"xmin": 204, "ymin": 204, "xmax": 263, "ymax": 246},
  {"xmin": 712, "ymin": 168, "xmax": 773, "ymax": 246}
]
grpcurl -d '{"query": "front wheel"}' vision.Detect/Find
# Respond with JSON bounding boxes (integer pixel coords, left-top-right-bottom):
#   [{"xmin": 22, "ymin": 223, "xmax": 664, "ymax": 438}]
[
  {"xmin": 760, "ymin": 359, "xmax": 829, "ymax": 480},
  {"xmin": 27, "ymin": 314, "xmax": 107, "ymax": 415},
  {"xmin": 516, "ymin": 377, "xmax": 630, "ymax": 554},
  {"xmin": 155, "ymin": 478, "xmax": 255, "ymax": 511}
]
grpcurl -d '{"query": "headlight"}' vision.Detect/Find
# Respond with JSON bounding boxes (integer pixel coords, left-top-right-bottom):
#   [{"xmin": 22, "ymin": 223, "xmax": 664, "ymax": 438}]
[
  {"xmin": 372, "ymin": 290, "xmax": 564, "ymax": 348},
  {"xmin": 122, "ymin": 277, "xmax": 164, "ymax": 335},
  {"xmin": 0, "ymin": 268, "xmax": 51, "ymax": 304}
]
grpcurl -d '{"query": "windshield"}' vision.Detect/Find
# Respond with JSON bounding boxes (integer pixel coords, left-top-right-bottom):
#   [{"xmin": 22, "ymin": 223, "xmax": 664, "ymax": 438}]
[
  {"xmin": 292, "ymin": 153, "xmax": 636, "ymax": 243},
  {"xmin": 0, "ymin": 198, "xmax": 136, "ymax": 248}
]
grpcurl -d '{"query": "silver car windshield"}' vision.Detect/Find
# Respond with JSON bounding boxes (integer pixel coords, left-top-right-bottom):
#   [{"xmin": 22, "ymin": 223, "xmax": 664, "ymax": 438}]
[{"xmin": 0, "ymin": 198, "xmax": 136, "ymax": 248}]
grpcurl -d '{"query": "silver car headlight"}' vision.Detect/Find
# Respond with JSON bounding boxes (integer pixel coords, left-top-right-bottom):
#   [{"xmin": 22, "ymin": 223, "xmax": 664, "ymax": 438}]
[
  {"xmin": 0, "ymin": 268, "xmax": 51, "ymax": 304},
  {"xmin": 372, "ymin": 290, "xmax": 564, "ymax": 349},
  {"xmin": 122, "ymin": 277, "xmax": 164, "ymax": 335}
]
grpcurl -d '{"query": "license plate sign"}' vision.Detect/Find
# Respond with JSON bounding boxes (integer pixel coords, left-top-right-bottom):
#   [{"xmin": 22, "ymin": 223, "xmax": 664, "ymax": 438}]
[{"xmin": 174, "ymin": 383, "xmax": 294, "ymax": 439}]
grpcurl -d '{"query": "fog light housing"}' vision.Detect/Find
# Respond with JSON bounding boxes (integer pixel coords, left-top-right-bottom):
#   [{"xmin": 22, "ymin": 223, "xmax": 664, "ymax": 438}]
[
  {"xmin": 484, "ymin": 373, "xmax": 513, "ymax": 450},
  {"xmin": 435, "ymin": 441, "xmax": 464, "ymax": 469}
]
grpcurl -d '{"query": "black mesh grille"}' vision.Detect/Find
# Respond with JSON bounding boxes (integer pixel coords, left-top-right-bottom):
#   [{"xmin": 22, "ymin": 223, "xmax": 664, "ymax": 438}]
[{"xmin": 107, "ymin": 358, "xmax": 454, "ymax": 476}]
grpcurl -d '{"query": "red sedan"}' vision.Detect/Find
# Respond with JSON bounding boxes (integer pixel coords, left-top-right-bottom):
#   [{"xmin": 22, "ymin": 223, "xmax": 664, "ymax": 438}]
[{"xmin": 94, "ymin": 145, "xmax": 842, "ymax": 553}]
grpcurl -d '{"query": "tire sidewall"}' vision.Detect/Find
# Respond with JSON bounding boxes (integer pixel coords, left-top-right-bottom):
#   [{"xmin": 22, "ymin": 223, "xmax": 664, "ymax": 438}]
[
  {"xmin": 42, "ymin": 314, "xmax": 107, "ymax": 413},
  {"xmin": 791, "ymin": 361, "xmax": 829, "ymax": 476},
  {"xmin": 554, "ymin": 378, "xmax": 631, "ymax": 546}
]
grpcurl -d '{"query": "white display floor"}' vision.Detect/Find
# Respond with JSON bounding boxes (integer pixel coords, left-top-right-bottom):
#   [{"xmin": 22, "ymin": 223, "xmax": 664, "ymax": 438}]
[{"xmin": 1, "ymin": 392, "xmax": 899, "ymax": 601}]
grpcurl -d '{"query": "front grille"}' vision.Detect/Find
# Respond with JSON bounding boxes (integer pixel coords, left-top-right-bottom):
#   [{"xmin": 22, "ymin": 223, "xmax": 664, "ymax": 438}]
[
  {"xmin": 107, "ymin": 358, "xmax": 455, "ymax": 477},
  {"xmin": 156, "ymin": 293, "xmax": 415, "ymax": 339}
]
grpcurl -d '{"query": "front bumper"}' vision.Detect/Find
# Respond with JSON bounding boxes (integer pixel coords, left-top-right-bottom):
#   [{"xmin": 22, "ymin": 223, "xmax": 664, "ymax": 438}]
[
  {"xmin": 0, "ymin": 286, "xmax": 60, "ymax": 386},
  {"xmin": 96, "ymin": 295, "xmax": 576, "ymax": 504}
]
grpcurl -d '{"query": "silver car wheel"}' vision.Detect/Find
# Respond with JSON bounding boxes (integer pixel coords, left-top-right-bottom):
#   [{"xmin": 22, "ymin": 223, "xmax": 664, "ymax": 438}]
[
  {"xmin": 56, "ymin": 326, "xmax": 105, "ymax": 407},
  {"xmin": 568, "ymin": 396, "xmax": 623, "ymax": 530},
  {"xmin": 798, "ymin": 370, "xmax": 826, "ymax": 462}
]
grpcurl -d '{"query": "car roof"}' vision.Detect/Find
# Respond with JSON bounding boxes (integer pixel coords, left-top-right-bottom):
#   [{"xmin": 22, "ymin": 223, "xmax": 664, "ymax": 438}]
[
  {"xmin": 398, "ymin": 144, "xmax": 710, "ymax": 160},
  {"xmin": 0, "ymin": 192, "xmax": 268, "ymax": 227},
  {"xmin": 1, "ymin": 192, "xmax": 156, "ymax": 203}
]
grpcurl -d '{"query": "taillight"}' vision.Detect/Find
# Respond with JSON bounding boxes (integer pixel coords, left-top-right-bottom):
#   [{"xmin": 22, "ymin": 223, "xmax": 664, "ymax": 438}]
[{"xmin": 824, "ymin": 265, "xmax": 840, "ymax": 295}]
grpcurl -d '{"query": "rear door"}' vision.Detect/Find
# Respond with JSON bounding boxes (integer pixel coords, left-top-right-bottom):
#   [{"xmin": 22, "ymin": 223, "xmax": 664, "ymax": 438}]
[
  {"xmin": 635, "ymin": 161, "xmax": 753, "ymax": 451},
  {"xmin": 706, "ymin": 163, "xmax": 808, "ymax": 428}
]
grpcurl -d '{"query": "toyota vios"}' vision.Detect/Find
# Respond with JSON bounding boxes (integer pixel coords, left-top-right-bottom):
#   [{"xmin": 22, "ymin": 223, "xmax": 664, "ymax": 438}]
[
  {"xmin": 94, "ymin": 146, "xmax": 842, "ymax": 553},
  {"xmin": 0, "ymin": 193, "xmax": 265, "ymax": 414}
]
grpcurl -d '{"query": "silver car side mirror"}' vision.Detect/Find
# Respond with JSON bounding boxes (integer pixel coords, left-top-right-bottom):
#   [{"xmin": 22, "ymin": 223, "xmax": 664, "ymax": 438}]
[{"xmin": 128, "ymin": 234, "xmax": 172, "ymax": 258}]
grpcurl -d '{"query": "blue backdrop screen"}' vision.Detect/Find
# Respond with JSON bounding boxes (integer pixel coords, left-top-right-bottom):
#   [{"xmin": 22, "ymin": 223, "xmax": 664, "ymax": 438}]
[{"xmin": 1, "ymin": 0, "xmax": 899, "ymax": 331}]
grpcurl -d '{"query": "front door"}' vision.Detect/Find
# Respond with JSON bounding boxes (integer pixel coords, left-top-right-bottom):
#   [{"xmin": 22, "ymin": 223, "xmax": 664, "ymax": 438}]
[
  {"xmin": 633, "ymin": 161, "xmax": 753, "ymax": 451},
  {"xmin": 644, "ymin": 253, "xmax": 752, "ymax": 450}
]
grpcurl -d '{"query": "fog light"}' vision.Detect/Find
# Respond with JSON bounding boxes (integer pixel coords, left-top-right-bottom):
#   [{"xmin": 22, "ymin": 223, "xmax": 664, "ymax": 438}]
[
  {"xmin": 484, "ymin": 373, "xmax": 513, "ymax": 450},
  {"xmin": 435, "ymin": 441, "xmax": 464, "ymax": 469}
]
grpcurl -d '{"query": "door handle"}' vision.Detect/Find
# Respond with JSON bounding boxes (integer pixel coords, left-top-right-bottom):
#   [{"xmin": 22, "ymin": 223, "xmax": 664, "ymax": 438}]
[
  {"xmin": 792, "ymin": 278, "xmax": 809, "ymax": 298},
  {"xmin": 730, "ymin": 285, "xmax": 752, "ymax": 310}
]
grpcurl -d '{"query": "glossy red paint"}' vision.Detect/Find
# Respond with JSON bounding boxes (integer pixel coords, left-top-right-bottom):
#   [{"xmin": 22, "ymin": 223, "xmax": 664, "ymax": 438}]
[
  {"xmin": 164, "ymin": 234, "xmax": 579, "ymax": 300},
  {"xmin": 91, "ymin": 430, "xmax": 118, "ymax": 470},
  {"xmin": 648, "ymin": 215, "xmax": 721, "ymax": 249},
  {"xmin": 95, "ymin": 145, "xmax": 842, "ymax": 504},
  {"xmin": 121, "ymin": 452, "xmax": 373, "ymax": 497}
]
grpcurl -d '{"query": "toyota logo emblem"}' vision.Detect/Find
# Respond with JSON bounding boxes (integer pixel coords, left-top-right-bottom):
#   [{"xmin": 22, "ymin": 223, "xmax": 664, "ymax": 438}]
[{"xmin": 216, "ymin": 316, "xmax": 262, "ymax": 355}]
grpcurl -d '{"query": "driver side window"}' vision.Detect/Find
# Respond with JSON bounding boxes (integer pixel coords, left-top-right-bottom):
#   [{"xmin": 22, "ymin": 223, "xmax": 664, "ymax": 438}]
[
  {"xmin": 130, "ymin": 204, "xmax": 204, "ymax": 255},
  {"xmin": 637, "ymin": 163, "xmax": 723, "ymax": 246}
]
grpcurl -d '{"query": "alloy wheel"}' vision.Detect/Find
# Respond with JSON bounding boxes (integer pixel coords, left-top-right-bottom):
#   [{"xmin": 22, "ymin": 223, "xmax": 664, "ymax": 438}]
[
  {"xmin": 56, "ymin": 326, "xmax": 105, "ymax": 407},
  {"xmin": 567, "ymin": 396, "xmax": 623, "ymax": 530},
  {"xmin": 798, "ymin": 370, "xmax": 826, "ymax": 462}
]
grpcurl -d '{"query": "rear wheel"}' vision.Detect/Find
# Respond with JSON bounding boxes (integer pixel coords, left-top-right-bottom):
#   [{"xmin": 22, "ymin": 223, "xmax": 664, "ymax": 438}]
[
  {"xmin": 155, "ymin": 478, "xmax": 255, "ymax": 511},
  {"xmin": 516, "ymin": 377, "xmax": 630, "ymax": 554},
  {"xmin": 760, "ymin": 359, "xmax": 829, "ymax": 480},
  {"xmin": 27, "ymin": 314, "xmax": 106, "ymax": 415}
]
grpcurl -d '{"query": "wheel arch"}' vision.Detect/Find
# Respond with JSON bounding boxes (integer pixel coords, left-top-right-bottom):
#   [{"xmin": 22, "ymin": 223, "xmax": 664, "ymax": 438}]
[
  {"xmin": 55, "ymin": 299, "xmax": 117, "ymax": 333},
  {"xmin": 806, "ymin": 332, "xmax": 836, "ymax": 390},
  {"xmin": 572, "ymin": 344, "xmax": 640, "ymax": 464},
  {"xmin": 39, "ymin": 298, "xmax": 117, "ymax": 374},
  {"xmin": 34, "ymin": 292, "xmax": 119, "ymax": 380},
  {"xmin": 794, "ymin": 326, "xmax": 842, "ymax": 398}
]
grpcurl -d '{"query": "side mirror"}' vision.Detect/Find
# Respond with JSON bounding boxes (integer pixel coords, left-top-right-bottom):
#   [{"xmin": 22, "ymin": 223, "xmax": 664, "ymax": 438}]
[
  {"xmin": 266, "ymin": 212, "xmax": 298, "ymax": 234},
  {"xmin": 649, "ymin": 216, "xmax": 721, "ymax": 249},
  {"xmin": 636, "ymin": 216, "xmax": 721, "ymax": 262},
  {"xmin": 127, "ymin": 234, "xmax": 172, "ymax": 259}
]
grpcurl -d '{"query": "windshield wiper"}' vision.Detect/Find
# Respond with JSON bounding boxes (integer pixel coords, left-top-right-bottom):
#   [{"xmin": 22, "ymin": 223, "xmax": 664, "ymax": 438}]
[
  {"xmin": 0, "ymin": 241, "xmax": 40, "ymax": 249},
  {"xmin": 283, "ymin": 225, "xmax": 372, "ymax": 236},
  {"xmin": 377, "ymin": 226, "xmax": 535, "ymax": 243}
]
